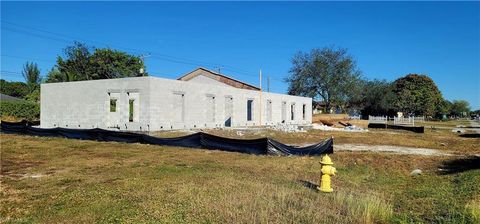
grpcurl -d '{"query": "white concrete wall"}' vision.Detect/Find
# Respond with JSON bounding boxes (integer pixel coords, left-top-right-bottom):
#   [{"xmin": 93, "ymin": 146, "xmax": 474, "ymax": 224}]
[
  {"xmin": 41, "ymin": 77, "xmax": 151, "ymax": 131},
  {"xmin": 41, "ymin": 76, "xmax": 312, "ymax": 131}
]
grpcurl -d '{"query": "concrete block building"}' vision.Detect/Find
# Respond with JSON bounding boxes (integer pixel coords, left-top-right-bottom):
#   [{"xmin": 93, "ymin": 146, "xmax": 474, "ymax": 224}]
[{"xmin": 40, "ymin": 68, "xmax": 312, "ymax": 131}]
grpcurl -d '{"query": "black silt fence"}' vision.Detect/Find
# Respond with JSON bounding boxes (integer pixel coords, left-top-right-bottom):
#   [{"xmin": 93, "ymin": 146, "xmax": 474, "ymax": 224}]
[{"xmin": 1, "ymin": 120, "xmax": 333, "ymax": 156}]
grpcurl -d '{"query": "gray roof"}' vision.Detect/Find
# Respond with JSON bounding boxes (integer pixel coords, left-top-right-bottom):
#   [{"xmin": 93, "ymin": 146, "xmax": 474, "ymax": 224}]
[{"xmin": 0, "ymin": 93, "xmax": 22, "ymax": 102}]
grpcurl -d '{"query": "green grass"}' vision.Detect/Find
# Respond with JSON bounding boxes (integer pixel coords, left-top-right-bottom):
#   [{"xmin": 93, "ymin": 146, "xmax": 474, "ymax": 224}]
[{"xmin": 1, "ymin": 123, "xmax": 479, "ymax": 223}]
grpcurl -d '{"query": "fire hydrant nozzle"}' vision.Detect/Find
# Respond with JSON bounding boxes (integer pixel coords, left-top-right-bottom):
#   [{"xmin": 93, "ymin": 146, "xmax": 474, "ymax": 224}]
[{"xmin": 318, "ymin": 155, "xmax": 336, "ymax": 193}]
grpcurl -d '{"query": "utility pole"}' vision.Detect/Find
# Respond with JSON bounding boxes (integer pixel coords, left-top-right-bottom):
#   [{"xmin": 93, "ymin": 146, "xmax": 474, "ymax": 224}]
[
  {"xmin": 259, "ymin": 69, "xmax": 262, "ymax": 126},
  {"xmin": 139, "ymin": 53, "xmax": 151, "ymax": 76},
  {"xmin": 267, "ymin": 76, "xmax": 270, "ymax": 92},
  {"xmin": 215, "ymin": 66, "xmax": 224, "ymax": 74}
]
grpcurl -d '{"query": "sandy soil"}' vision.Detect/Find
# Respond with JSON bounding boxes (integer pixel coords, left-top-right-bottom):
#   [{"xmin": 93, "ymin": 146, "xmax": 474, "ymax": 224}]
[{"xmin": 334, "ymin": 144, "xmax": 451, "ymax": 156}]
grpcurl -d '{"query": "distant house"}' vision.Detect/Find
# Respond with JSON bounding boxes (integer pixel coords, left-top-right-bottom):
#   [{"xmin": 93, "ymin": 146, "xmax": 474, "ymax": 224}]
[
  {"xmin": 177, "ymin": 67, "xmax": 260, "ymax": 91},
  {"xmin": 41, "ymin": 67, "xmax": 312, "ymax": 131},
  {"xmin": 0, "ymin": 93, "xmax": 22, "ymax": 102}
]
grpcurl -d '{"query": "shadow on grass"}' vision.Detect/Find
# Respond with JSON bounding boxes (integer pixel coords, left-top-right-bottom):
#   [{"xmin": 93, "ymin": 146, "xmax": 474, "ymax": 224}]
[
  {"xmin": 438, "ymin": 156, "xmax": 480, "ymax": 175},
  {"xmin": 298, "ymin": 180, "xmax": 319, "ymax": 192},
  {"xmin": 459, "ymin": 133, "xmax": 480, "ymax": 138}
]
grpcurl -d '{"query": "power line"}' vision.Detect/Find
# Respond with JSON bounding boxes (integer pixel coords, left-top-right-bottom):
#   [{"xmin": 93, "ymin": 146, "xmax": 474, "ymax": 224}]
[
  {"xmin": 1, "ymin": 20, "xmax": 221, "ymax": 68},
  {"xmin": 1, "ymin": 54, "xmax": 56, "ymax": 63},
  {"xmin": 1, "ymin": 20, "xmax": 289, "ymax": 84},
  {"xmin": 2, "ymin": 27, "xmax": 74, "ymax": 44},
  {"xmin": 1, "ymin": 26, "xmax": 247, "ymax": 78},
  {"xmin": 1, "ymin": 70, "xmax": 22, "ymax": 74}
]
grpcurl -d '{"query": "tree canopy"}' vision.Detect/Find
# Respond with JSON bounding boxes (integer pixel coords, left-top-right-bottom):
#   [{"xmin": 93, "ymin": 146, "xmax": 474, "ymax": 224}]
[
  {"xmin": 22, "ymin": 62, "xmax": 41, "ymax": 90},
  {"xmin": 450, "ymin": 100, "xmax": 471, "ymax": 117},
  {"xmin": 392, "ymin": 74, "xmax": 443, "ymax": 116},
  {"xmin": 21, "ymin": 62, "xmax": 42, "ymax": 102},
  {"xmin": 360, "ymin": 79, "xmax": 396, "ymax": 116},
  {"xmin": 46, "ymin": 42, "xmax": 146, "ymax": 83},
  {"xmin": 286, "ymin": 47, "xmax": 362, "ymax": 112}
]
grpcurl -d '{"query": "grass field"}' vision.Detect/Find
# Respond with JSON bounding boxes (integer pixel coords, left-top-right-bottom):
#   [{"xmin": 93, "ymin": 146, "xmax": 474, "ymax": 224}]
[{"xmin": 1, "ymin": 120, "xmax": 479, "ymax": 223}]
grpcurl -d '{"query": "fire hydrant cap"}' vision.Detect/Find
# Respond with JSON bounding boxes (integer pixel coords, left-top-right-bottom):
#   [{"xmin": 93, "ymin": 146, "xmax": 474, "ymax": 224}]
[{"xmin": 320, "ymin": 155, "xmax": 333, "ymax": 165}]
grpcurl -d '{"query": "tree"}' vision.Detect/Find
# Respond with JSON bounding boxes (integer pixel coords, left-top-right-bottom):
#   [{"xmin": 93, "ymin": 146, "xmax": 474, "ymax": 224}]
[
  {"xmin": 20, "ymin": 62, "xmax": 42, "ymax": 102},
  {"xmin": 360, "ymin": 79, "xmax": 396, "ymax": 116},
  {"xmin": 436, "ymin": 99, "xmax": 452, "ymax": 118},
  {"xmin": 450, "ymin": 100, "xmax": 470, "ymax": 117},
  {"xmin": 286, "ymin": 47, "xmax": 362, "ymax": 112},
  {"xmin": 22, "ymin": 62, "xmax": 41, "ymax": 92},
  {"xmin": 45, "ymin": 67, "xmax": 77, "ymax": 83},
  {"xmin": 56, "ymin": 42, "xmax": 92, "ymax": 81},
  {"xmin": 48, "ymin": 42, "xmax": 146, "ymax": 83},
  {"xmin": 392, "ymin": 74, "xmax": 443, "ymax": 116},
  {"xmin": 89, "ymin": 49, "xmax": 144, "ymax": 79}
]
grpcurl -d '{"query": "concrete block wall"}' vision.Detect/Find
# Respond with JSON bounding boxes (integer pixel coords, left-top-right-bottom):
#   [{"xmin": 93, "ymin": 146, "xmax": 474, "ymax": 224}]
[
  {"xmin": 41, "ymin": 76, "xmax": 312, "ymax": 131},
  {"xmin": 41, "ymin": 77, "xmax": 151, "ymax": 130}
]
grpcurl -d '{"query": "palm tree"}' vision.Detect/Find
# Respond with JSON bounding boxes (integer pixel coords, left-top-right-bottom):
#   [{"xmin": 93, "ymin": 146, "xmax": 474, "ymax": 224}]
[{"xmin": 22, "ymin": 62, "xmax": 42, "ymax": 92}]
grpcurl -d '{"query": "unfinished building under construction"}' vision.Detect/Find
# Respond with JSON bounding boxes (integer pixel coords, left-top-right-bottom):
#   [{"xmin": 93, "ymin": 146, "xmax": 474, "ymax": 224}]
[{"xmin": 40, "ymin": 68, "xmax": 312, "ymax": 131}]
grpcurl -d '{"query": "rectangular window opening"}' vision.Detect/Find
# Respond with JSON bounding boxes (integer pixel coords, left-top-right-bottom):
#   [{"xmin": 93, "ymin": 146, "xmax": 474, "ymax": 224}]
[
  {"xmin": 291, "ymin": 103, "xmax": 295, "ymax": 120},
  {"xmin": 247, "ymin": 99, "xmax": 254, "ymax": 121},
  {"xmin": 266, "ymin": 100, "xmax": 272, "ymax": 122},
  {"xmin": 302, "ymin": 104, "xmax": 306, "ymax": 120},
  {"xmin": 110, "ymin": 99, "xmax": 117, "ymax": 112},
  {"xmin": 206, "ymin": 96, "xmax": 216, "ymax": 122},
  {"xmin": 129, "ymin": 99, "xmax": 134, "ymax": 122},
  {"xmin": 224, "ymin": 97, "xmax": 233, "ymax": 127},
  {"xmin": 174, "ymin": 93, "xmax": 185, "ymax": 122}
]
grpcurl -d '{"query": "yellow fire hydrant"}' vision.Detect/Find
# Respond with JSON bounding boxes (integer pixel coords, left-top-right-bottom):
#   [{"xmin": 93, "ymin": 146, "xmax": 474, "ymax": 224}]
[{"xmin": 318, "ymin": 155, "xmax": 336, "ymax": 193}]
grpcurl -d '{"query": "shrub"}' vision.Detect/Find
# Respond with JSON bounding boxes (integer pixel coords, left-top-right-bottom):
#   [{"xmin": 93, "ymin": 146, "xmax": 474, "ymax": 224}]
[{"xmin": 0, "ymin": 100, "xmax": 40, "ymax": 121}]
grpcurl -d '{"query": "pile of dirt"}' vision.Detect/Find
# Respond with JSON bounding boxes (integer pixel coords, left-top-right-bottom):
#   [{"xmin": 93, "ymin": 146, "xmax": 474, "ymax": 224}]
[{"xmin": 313, "ymin": 114, "xmax": 368, "ymax": 128}]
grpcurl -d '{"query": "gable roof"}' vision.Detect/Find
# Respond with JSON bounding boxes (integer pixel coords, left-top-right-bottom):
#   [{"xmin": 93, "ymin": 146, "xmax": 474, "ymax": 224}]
[{"xmin": 177, "ymin": 67, "xmax": 260, "ymax": 91}]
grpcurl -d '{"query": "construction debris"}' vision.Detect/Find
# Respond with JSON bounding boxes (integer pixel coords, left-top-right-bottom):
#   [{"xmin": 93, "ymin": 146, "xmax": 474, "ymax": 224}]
[
  {"xmin": 319, "ymin": 120, "xmax": 334, "ymax": 126},
  {"xmin": 236, "ymin": 131, "xmax": 244, "ymax": 136},
  {"xmin": 270, "ymin": 123, "xmax": 307, "ymax": 133},
  {"xmin": 312, "ymin": 123, "xmax": 368, "ymax": 132}
]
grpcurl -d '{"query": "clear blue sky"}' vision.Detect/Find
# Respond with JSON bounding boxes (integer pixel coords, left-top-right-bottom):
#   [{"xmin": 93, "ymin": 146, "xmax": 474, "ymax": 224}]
[{"xmin": 1, "ymin": 1, "xmax": 479, "ymax": 109}]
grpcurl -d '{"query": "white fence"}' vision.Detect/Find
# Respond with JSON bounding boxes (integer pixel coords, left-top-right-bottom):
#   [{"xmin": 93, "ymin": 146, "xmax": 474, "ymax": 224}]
[
  {"xmin": 368, "ymin": 116, "xmax": 387, "ymax": 124},
  {"xmin": 393, "ymin": 116, "xmax": 425, "ymax": 126},
  {"xmin": 369, "ymin": 115, "xmax": 425, "ymax": 126},
  {"xmin": 393, "ymin": 116, "xmax": 415, "ymax": 126},
  {"xmin": 413, "ymin": 116, "xmax": 425, "ymax": 123}
]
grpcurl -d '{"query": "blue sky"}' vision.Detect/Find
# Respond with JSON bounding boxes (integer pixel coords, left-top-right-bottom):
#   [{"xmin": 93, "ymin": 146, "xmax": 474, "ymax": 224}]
[{"xmin": 1, "ymin": 1, "xmax": 479, "ymax": 109}]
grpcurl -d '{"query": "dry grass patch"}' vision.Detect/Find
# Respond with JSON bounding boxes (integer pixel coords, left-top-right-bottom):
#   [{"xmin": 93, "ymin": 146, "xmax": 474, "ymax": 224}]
[{"xmin": 1, "ymin": 133, "xmax": 479, "ymax": 223}]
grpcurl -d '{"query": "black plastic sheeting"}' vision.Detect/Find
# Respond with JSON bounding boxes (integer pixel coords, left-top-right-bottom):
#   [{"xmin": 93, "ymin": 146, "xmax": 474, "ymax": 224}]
[
  {"xmin": 1, "ymin": 120, "xmax": 333, "ymax": 156},
  {"xmin": 368, "ymin": 123, "xmax": 425, "ymax": 133}
]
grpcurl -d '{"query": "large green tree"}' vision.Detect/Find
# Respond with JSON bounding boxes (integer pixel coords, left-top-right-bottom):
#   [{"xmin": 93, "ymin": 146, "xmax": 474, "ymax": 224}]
[
  {"xmin": 90, "ymin": 49, "xmax": 145, "ymax": 79},
  {"xmin": 436, "ymin": 99, "xmax": 452, "ymax": 118},
  {"xmin": 360, "ymin": 79, "xmax": 396, "ymax": 116},
  {"xmin": 393, "ymin": 74, "xmax": 443, "ymax": 116},
  {"xmin": 450, "ymin": 100, "xmax": 470, "ymax": 117},
  {"xmin": 46, "ymin": 42, "xmax": 146, "ymax": 83},
  {"xmin": 286, "ymin": 47, "xmax": 362, "ymax": 112}
]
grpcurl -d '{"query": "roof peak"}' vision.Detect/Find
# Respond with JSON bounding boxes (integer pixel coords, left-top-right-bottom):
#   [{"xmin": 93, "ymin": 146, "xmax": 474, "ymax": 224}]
[{"xmin": 177, "ymin": 67, "xmax": 260, "ymax": 91}]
